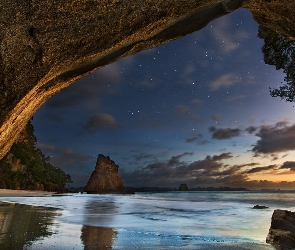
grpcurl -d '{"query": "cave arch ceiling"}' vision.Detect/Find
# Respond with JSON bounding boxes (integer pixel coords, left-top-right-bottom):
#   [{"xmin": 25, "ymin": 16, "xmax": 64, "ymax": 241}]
[{"xmin": 0, "ymin": 0, "xmax": 294, "ymax": 159}]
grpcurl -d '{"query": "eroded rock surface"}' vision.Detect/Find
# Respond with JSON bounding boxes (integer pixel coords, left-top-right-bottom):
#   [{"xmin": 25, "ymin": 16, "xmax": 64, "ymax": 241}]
[
  {"xmin": 266, "ymin": 209, "xmax": 295, "ymax": 250},
  {"xmin": 84, "ymin": 154, "xmax": 124, "ymax": 193},
  {"xmin": 0, "ymin": 0, "xmax": 295, "ymax": 159}
]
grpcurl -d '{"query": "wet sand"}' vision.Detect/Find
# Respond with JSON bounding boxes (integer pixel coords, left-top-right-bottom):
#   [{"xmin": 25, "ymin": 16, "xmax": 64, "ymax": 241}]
[
  {"xmin": 188, "ymin": 242, "xmax": 275, "ymax": 249},
  {"xmin": 0, "ymin": 189, "xmax": 55, "ymax": 197},
  {"xmin": 0, "ymin": 193, "xmax": 276, "ymax": 249}
]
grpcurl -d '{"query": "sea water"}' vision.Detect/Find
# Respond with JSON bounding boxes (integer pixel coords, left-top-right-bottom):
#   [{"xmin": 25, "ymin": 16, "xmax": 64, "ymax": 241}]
[{"xmin": 1, "ymin": 191, "xmax": 294, "ymax": 249}]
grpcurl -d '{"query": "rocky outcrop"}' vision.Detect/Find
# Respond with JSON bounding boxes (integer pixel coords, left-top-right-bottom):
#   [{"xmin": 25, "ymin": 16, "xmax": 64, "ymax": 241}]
[
  {"xmin": 0, "ymin": 1, "xmax": 295, "ymax": 159},
  {"xmin": 253, "ymin": 205, "xmax": 268, "ymax": 209},
  {"xmin": 84, "ymin": 154, "xmax": 124, "ymax": 194},
  {"xmin": 266, "ymin": 209, "xmax": 295, "ymax": 250},
  {"xmin": 5, "ymin": 153, "xmax": 27, "ymax": 172},
  {"xmin": 179, "ymin": 184, "xmax": 189, "ymax": 191}
]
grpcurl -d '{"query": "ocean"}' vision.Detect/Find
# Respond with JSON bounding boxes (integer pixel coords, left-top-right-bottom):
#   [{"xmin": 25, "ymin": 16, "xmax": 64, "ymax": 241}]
[{"xmin": 1, "ymin": 191, "xmax": 294, "ymax": 249}]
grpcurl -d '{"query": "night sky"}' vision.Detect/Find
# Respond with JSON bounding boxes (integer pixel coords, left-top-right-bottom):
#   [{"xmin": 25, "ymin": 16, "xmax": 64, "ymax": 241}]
[{"xmin": 32, "ymin": 9, "xmax": 295, "ymax": 189}]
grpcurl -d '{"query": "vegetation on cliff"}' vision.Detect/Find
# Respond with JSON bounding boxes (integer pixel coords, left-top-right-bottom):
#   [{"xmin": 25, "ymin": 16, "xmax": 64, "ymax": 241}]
[
  {"xmin": 258, "ymin": 25, "xmax": 295, "ymax": 102},
  {"xmin": 0, "ymin": 121, "xmax": 71, "ymax": 191}
]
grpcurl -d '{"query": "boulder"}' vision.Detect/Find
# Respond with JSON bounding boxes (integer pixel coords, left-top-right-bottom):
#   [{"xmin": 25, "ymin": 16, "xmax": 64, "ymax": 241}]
[
  {"xmin": 179, "ymin": 184, "xmax": 189, "ymax": 191},
  {"xmin": 266, "ymin": 209, "xmax": 295, "ymax": 250},
  {"xmin": 84, "ymin": 154, "xmax": 124, "ymax": 194},
  {"xmin": 126, "ymin": 189, "xmax": 135, "ymax": 195},
  {"xmin": 253, "ymin": 205, "xmax": 269, "ymax": 209}
]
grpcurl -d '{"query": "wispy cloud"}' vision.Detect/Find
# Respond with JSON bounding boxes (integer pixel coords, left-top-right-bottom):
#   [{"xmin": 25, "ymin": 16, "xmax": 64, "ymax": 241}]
[
  {"xmin": 186, "ymin": 134, "xmax": 203, "ymax": 143},
  {"xmin": 174, "ymin": 105, "xmax": 191, "ymax": 113},
  {"xmin": 83, "ymin": 113, "xmax": 119, "ymax": 134},
  {"xmin": 210, "ymin": 17, "xmax": 242, "ymax": 53},
  {"xmin": 209, "ymin": 73, "xmax": 240, "ymax": 91}
]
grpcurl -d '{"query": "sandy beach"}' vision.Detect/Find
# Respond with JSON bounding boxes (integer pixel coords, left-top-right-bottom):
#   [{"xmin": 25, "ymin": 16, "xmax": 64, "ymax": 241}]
[{"xmin": 0, "ymin": 189, "xmax": 55, "ymax": 197}]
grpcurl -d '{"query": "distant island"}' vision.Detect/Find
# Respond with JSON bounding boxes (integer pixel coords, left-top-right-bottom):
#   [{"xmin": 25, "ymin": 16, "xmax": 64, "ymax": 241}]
[{"xmin": 123, "ymin": 186, "xmax": 248, "ymax": 192}]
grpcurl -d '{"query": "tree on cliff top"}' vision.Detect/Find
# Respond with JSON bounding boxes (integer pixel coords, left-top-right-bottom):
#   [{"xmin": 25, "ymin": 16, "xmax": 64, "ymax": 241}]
[{"xmin": 258, "ymin": 25, "xmax": 295, "ymax": 102}]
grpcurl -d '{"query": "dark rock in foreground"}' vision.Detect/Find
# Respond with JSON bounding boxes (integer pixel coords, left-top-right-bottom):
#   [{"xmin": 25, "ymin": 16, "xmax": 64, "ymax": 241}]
[
  {"xmin": 266, "ymin": 209, "xmax": 295, "ymax": 250},
  {"xmin": 179, "ymin": 184, "xmax": 189, "ymax": 191},
  {"xmin": 253, "ymin": 205, "xmax": 269, "ymax": 209},
  {"xmin": 84, "ymin": 154, "xmax": 124, "ymax": 194}
]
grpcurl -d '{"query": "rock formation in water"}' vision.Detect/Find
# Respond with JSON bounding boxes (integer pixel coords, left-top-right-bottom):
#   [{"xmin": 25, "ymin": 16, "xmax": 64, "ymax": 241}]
[
  {"xmin": 0, "ymin": 0, "xmax": 295, "ymax": 159},
  {"xmin": 266, "ymin": 209, "xmax": 295, "ymax": 250},
  {"xmin": 179, "ymin": 184, "xmax": 189, "ymax": 191},
  {"xmin": 252, "ymin": 205, "xmax": 268, "ymax": 209},
  {"xmin": 84, "ymin": 154, "xmax": 124, "ymax": 194}
]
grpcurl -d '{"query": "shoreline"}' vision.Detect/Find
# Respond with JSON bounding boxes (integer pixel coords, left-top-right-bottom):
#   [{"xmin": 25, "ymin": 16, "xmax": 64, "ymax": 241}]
[
  {"xmin": 0, "ymin": 189, "xmax": 55, "ymax": 197},
  {"xmin": 0, "ymin": 192, "xmax": 276, "ymax": 249}
]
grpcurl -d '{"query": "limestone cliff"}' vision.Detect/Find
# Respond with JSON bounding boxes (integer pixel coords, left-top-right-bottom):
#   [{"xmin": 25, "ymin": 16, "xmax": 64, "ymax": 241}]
[
  {"xmin": 84, "ymin": 154, "xmax": 124, "ymax": 194},
  {"xmin": 0, "ymin": 0, "xmax": 295, "ymax": 159}
]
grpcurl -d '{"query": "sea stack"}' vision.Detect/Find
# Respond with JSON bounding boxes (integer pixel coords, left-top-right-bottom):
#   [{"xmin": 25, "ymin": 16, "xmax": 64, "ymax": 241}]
[
  {"xmin": 84, "ymin": 154, "xmax": 124, "ymax": 194},
  {"xmin": 179, "ymin": 184, "xmax": 189, "ymax": 191}
]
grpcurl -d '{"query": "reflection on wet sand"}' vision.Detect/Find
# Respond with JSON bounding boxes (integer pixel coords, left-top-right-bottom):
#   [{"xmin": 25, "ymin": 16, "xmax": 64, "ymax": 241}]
[
  {"xmin": 0, "ymin": 202, "xmax": 59, "ymax": 249},
  {"xmin": 81, "ymin": 225, "xmax": 117, "ymax": 249},
  {"xmin": 81, "ymin": 198, "xmax": 118, "ymax": 249}
]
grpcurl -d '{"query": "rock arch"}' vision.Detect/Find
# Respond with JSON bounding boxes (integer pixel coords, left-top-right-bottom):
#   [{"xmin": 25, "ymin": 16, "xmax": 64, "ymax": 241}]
[{"xmin": 0, "ymin": 0, "xmax": 294, "ymax": 159}]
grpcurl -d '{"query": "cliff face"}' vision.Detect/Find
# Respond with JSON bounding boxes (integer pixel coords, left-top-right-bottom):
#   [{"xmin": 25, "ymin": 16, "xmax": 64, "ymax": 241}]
[
  {"xmin": 0, "ymin": 0, "xmax": 294, "ymax": 159},
  {"xmin": 85, "ymin": 154, "xmax": 124, "ymax": 194}
]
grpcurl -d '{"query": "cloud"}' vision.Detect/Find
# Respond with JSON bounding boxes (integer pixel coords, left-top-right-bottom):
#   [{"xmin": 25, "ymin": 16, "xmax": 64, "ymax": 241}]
[
  {"xmin": 280, "ymin": 161, "xmax": 295, "ymax": 171},
  {"xmin": 168, "ymin": 152, "xmax": 194, "ymax": 166},
  {"xmin": 191, "ymin": 99, "xmax": 203, "ymax": 105},
  {"xmin": 186, "ymin": 137, "xmax": 198, "ymax": 143},
  {"xmin": 227, "ymin": 94, "xmax": 247, "ymax": 102},
  {"xmin": 84, "ymin": 113, "xmax": 119, "ymax": 133},
  {"xmin": 211, "ymin": 114, "xmax": 222, "ymax": 122},
  {"xmin": 119, "ymin": 151, "xmax": 295, "ymax": 190},
  {"xmin": 252, "ymin": 121, "xmax": 295, "ymax": 154},
  {"xmin": 246, "ymin": 164, "xmax": 277, "ymax": 174},
  {"xmin": 246, "ymin": 126, "xmax": 257, "ymax": 134},
  {"xmin": 180, "ymin": 63, "xmax": 196, "ymax": 84},
  {"xmin": 44, "ymin": 63, "xmax": 122, "ymax": 111},
  {"xmin": 211, "ymin": 152, "xmax": 233, "ymax": 161},
  {"xmin": 199, "ymin": 140, "xmax": 211, "ymax": 145},
  {"xmin": 186, "ymin": 134, "xmax": 203, "ymax": 143},
  {"xmin": 210, "ymin": 16, "xmax": 241, "ymax": 53},
  {"xmin": 174, "ymin": 105, "xmax": 190, "ymax": 113},
  {"xmin": 173, "ymin": 105, "xmax": 203, "ymax": 123},
  {"xmin": 209, "ymin": 126, "xmax": 241, "ymax": 140},
  {"xmin": 209, "ymin": 73, "xmax": 240, "ymax": 91},
  {"xmin": 121, "ymin": 152, "xmax": 237, "ymax": 187},
  {"xmin": 92, "ymin": 63, "xmax": 122, "ymax": 87}
]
